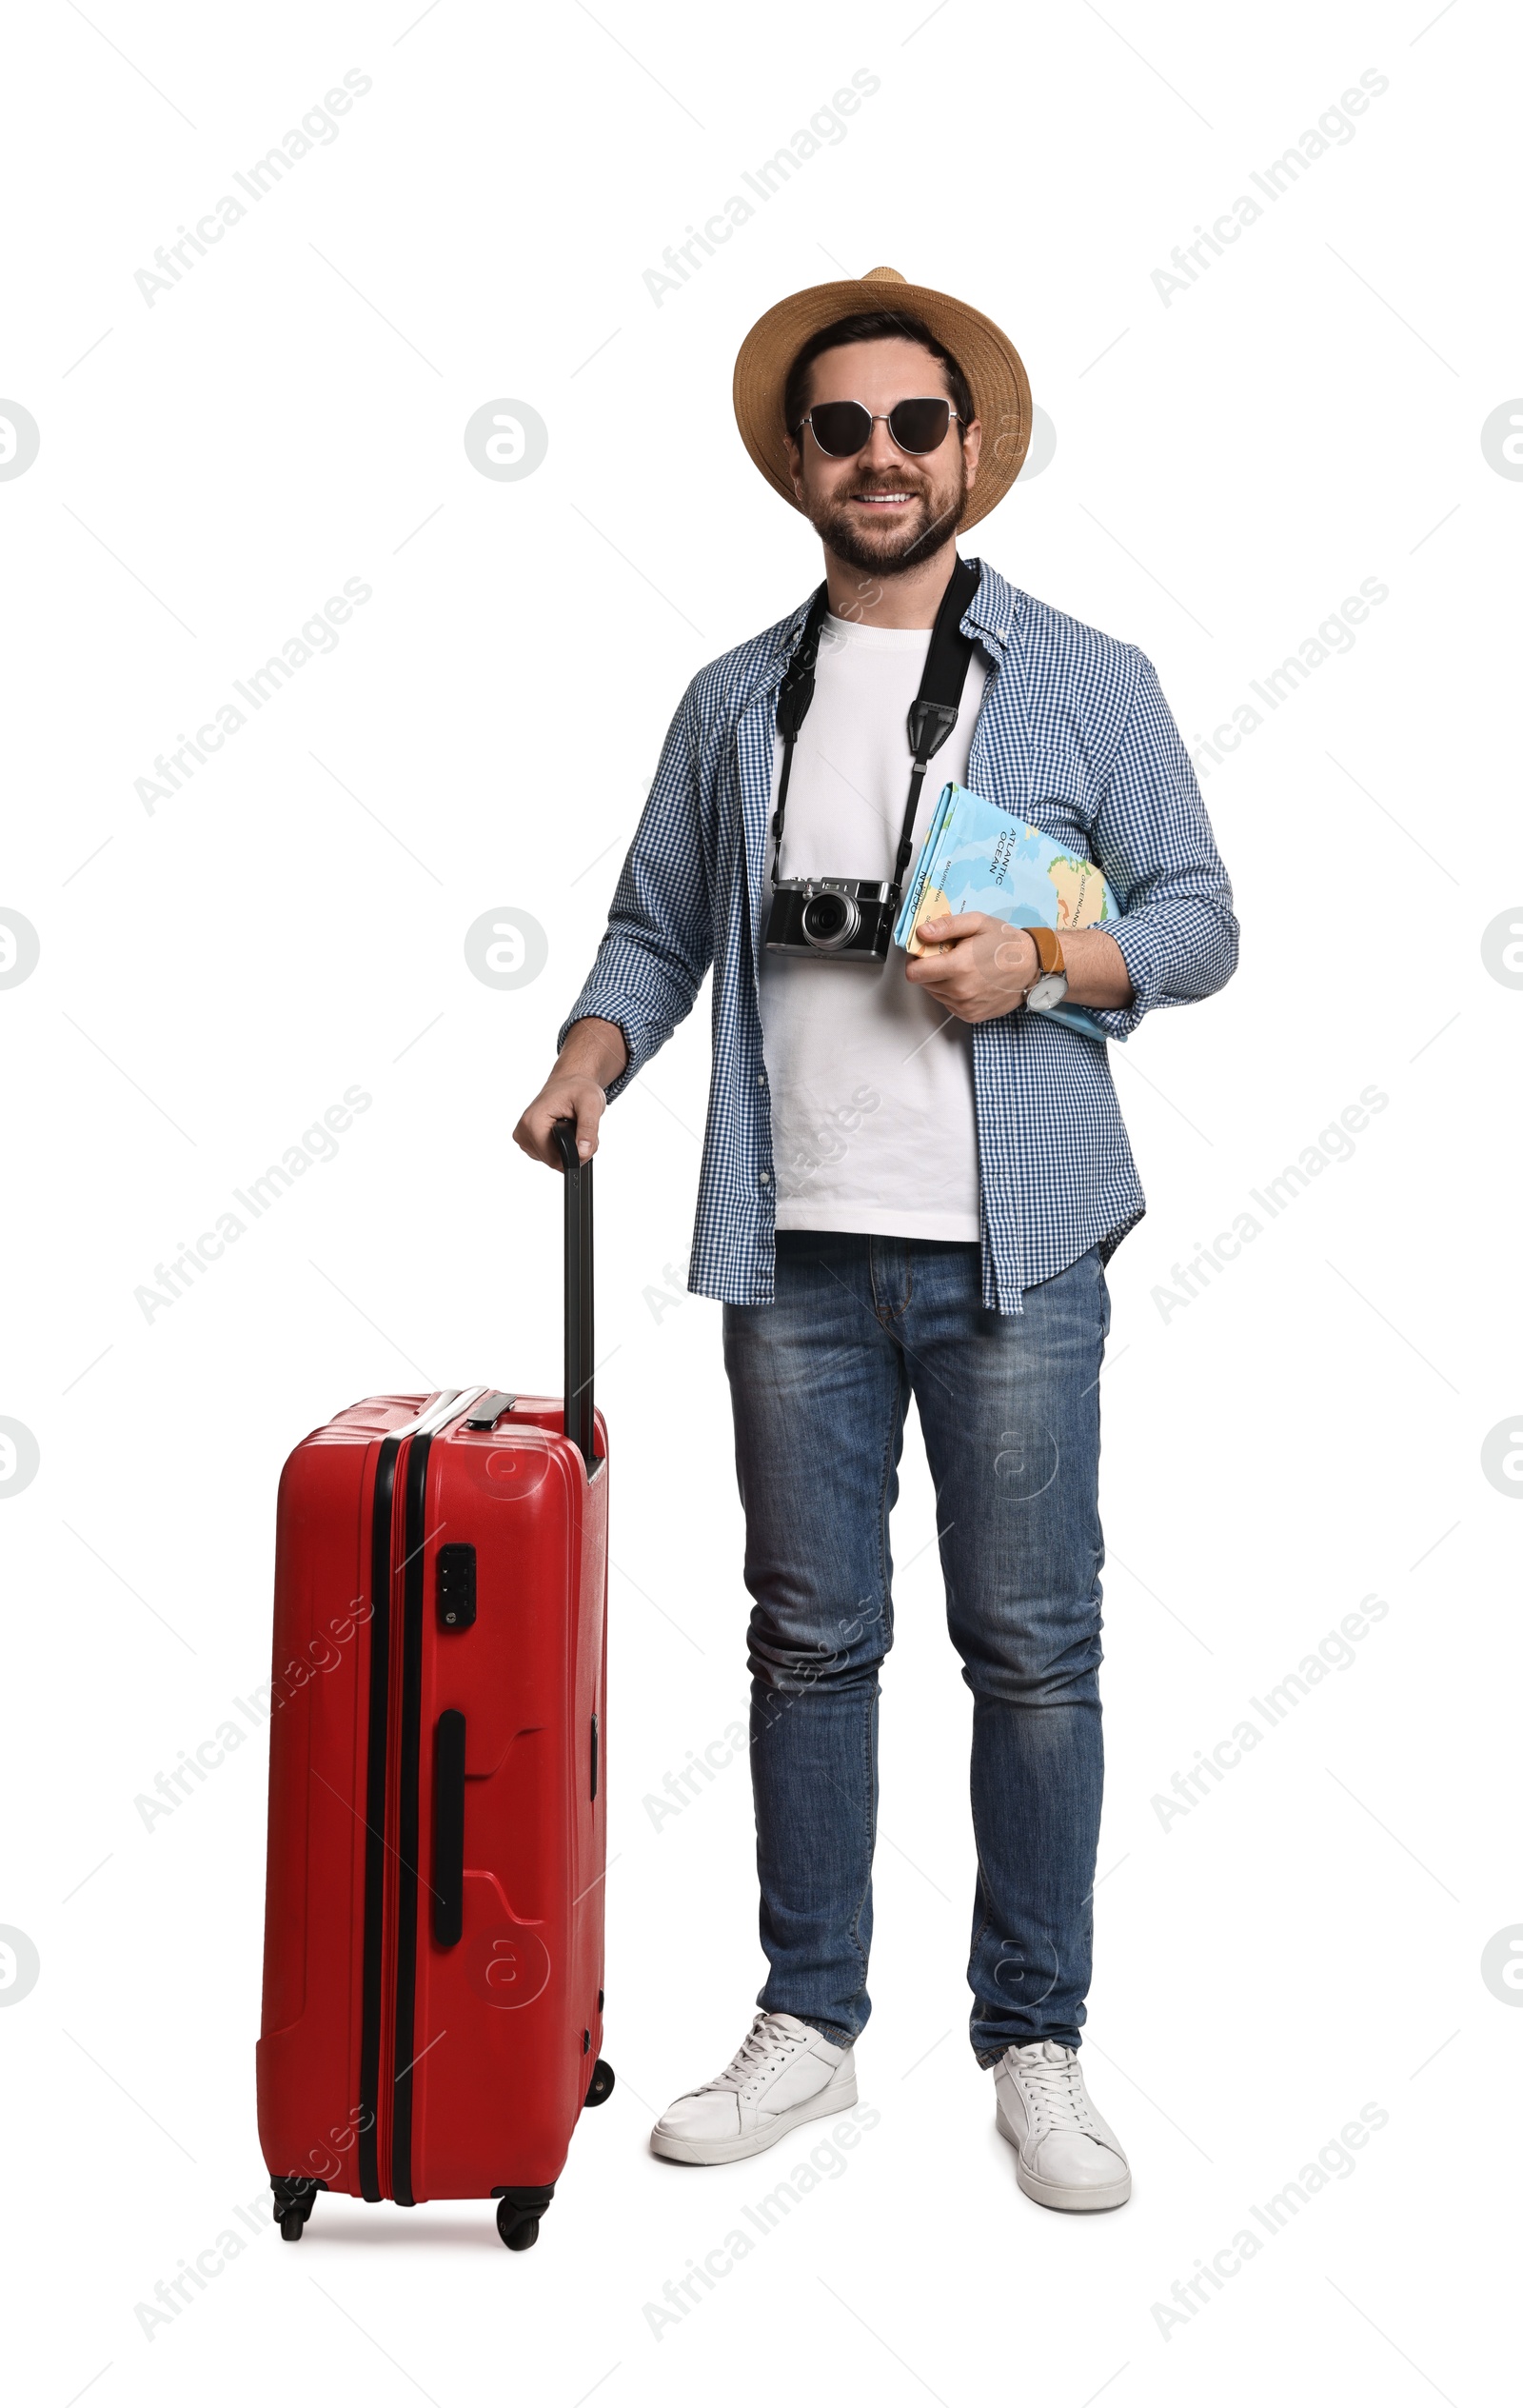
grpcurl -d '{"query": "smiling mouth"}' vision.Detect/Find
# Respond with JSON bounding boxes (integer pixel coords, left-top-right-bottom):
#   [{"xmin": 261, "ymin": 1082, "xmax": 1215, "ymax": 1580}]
[{"xmin": 852, "ymin": 491, "xmax": 916, "ymax": 507}]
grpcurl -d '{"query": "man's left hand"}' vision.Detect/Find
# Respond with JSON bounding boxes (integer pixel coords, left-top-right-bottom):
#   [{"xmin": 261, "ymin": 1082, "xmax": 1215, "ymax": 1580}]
[{"xmin": 903, "ymin": 913, "xmax": 1038, "ymax": 1024}]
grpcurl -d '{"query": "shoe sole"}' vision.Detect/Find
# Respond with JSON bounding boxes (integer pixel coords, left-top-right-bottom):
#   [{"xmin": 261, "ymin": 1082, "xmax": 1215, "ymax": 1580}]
[
  {"xmin": 650, "ymin": 2064, "xmax": 859, "ymax": 2166},
  {"xmin": 996, "ymin": 2100, "xmax": 1132, "ymax": 2212}
]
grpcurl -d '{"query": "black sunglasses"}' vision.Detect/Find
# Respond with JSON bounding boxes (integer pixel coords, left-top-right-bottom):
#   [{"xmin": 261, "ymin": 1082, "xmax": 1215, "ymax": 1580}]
[{"xmin": 796, "ymin": 397, "xmax": 962, "ymax": 459}]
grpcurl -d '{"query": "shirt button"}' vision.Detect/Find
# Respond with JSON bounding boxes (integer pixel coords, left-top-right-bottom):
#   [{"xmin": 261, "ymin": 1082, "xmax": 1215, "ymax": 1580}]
[
  {"xmin": 757, "ymin": 1072, "xmax": 767, "ymax": 1087},
  {"xmin": 759, "ymin": 1170, "xmax": 771, "ymax": 1185}
]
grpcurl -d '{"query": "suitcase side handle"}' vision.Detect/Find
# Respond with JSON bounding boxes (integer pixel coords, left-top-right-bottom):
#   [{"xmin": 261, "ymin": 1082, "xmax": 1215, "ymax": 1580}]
[
  {"xmin": 432, "ymin": 1709, "xmax": 466, "ymax": 1948},
  {"xmin": 552, "ymin": 1119, "xmax": 597, "ymax": 1469}
]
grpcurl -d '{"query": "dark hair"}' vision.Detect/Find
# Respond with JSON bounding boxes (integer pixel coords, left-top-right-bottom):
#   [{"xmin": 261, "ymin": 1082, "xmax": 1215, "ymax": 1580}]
[{"xmin": 782, "ymin": 308, "xmax": 975, "ymax": 440}]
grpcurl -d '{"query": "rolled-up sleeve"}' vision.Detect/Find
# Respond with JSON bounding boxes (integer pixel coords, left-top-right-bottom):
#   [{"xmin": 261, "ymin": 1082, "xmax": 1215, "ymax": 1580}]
[
  {"xmin": 1085, "ymin": 649, "xmax": 1238, "ymax": 1042},
  {"xmin": 557, "ymin": 683, "xmax": 715, "ymax": 1102}
]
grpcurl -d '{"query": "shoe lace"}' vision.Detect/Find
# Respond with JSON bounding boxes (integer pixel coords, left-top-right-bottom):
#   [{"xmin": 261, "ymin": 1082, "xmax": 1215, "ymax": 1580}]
[
  {"xmin": 700, "ymin": 2014, "xmax": 801, "ymax": 2098},
  {"xmin": 1011, "ymin": 2044, "xmax": 1097, "ymax": 2139}
]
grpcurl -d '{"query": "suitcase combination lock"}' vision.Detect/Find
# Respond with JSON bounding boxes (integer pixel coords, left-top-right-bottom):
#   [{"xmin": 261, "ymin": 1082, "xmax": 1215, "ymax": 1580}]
[{"xmin": 436, "ymin": 1542, "xmax": 477, "ymax": 1630}]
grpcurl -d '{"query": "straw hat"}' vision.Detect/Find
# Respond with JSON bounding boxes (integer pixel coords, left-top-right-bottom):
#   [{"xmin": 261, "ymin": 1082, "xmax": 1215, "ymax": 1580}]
[{"xmin": 732, "ymin": 265, "xmax": 1032, "ymax": 531}]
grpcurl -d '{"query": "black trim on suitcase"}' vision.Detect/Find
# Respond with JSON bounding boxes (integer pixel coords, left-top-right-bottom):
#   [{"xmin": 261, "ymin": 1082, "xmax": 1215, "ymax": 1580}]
[
  {"xmin": 390, "ymin": 1425, "xmax": 434, "ymax": 2206},
  {"xmin": 358, "ymin": 1432, "xmax": 403, "ymax": 2204}
]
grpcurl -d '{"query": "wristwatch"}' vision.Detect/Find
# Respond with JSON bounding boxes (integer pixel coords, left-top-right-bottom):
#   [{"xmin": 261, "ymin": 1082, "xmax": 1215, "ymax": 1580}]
[{"xmin": 1021, "ymin": 926, "xmax": 1069, "ymax": 1013}]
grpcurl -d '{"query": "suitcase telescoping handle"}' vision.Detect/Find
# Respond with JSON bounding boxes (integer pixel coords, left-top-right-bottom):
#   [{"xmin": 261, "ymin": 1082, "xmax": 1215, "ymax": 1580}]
[{"xmin": 552, "ymin": 1119, "xmax": 596, "ymax": 1468}]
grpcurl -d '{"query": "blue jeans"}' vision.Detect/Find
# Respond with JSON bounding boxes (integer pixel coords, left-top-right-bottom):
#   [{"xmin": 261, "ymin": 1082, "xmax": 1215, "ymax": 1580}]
[{"xmin": 722, "ymin": 1232, "xmax": 1109, "ymax": 2063}]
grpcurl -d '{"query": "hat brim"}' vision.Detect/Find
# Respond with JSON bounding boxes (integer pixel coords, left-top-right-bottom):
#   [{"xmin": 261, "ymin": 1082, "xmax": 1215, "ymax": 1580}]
[{"xmin": 732, "ymin": 271, "xmax": 1032, "ymax": 532}]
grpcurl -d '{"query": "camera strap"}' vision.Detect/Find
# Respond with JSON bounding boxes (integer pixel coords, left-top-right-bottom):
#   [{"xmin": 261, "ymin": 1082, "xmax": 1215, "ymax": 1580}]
[{"xmin": 769, "ymin": 553, "xmax": 981, "ymax": 902}]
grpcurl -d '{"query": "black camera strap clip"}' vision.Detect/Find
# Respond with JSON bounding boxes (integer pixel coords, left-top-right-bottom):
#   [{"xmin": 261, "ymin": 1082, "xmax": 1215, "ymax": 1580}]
[
  {"xmin": 769, "ymin": 555, "xmax": 981, "ymax": 904},
  {"xmin": 906, "ymin": 697, "xmax": 959, "ymax": 762}
]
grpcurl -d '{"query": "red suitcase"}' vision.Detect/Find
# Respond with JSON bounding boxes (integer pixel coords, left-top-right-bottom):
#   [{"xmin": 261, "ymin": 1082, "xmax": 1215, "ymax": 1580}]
[{"xmin": 256, "ymin": 1131, "xmax": 611, "ymax": 2249}]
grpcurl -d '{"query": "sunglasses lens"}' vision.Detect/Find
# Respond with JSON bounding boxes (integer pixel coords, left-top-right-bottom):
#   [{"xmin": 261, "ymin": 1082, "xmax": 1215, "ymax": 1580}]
[
  {"xmin": 808, "ymin": 401, "xmax": 873, "ymax": 456},
  {"xmin": 887, "ymin": 398, "xmax": 951, "ymax": 453}
]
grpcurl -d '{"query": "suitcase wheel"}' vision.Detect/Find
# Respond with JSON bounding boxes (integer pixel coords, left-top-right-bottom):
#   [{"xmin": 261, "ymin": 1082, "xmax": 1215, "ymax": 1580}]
[
  {"xmin": 493, "ymin": 2181, "xmax": 554, "ymax": 2249},
  {"xmin": 271, "ymin": 2176, "xmax": 321, "ymax": 2242},
  {"xmin": 496, "ymin": 2200, "xmax": 542, "ymax": 2251},
  {"xmin": 583, "ymin": 2058, "xmax": 616, "ymax": 2110}
]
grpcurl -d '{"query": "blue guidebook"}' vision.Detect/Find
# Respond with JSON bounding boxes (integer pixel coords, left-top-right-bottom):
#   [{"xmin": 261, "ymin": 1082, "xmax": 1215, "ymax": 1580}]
[{"xmin": 894, "ymin": 782, "xmax": 1123, "ymax": 1044}]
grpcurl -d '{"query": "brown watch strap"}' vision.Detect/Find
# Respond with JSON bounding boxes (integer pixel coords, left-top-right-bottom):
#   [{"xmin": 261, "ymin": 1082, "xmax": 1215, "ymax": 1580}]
[{"xmin": 1023, "ymin": 926, "xmax": 1066, "ymax": 978}]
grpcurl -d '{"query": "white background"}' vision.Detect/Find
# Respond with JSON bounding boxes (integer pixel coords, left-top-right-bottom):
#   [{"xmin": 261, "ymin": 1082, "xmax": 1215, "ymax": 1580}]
[{"xmin": 2, "ymin": 2, "xmax": 1517, "ymax": 2402}]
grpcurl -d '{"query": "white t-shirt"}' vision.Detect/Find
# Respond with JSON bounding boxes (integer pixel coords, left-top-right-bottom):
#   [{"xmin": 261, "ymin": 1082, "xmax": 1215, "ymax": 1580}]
[{"xmin": 759, "ymin": 611, "xmax": 990, "ymax": 1242}]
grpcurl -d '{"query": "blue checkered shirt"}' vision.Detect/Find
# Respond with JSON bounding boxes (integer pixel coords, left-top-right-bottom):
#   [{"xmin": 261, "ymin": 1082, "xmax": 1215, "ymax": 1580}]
[{"xmin": 560, "ymin": 559, "xmax": 1237, "ymax": 1312}]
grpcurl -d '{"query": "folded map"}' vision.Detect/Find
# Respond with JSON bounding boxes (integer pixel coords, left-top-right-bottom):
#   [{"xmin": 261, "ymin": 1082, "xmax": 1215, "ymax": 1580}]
[{"xmin": 894, "ymin": 782, "xmax": 1122, "ymax": 1044}]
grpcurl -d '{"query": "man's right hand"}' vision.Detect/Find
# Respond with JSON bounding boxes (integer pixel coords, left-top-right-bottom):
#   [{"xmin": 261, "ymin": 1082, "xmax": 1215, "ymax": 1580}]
[{"xmin": 512, "ymin": 1017, "xmax": 629, "ymax": 1168}]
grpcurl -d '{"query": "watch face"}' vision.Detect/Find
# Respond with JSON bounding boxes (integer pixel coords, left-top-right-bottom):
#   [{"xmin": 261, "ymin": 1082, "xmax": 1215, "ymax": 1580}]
[{"xmin": 1026, "ymin": 973, "xmax": 1069, "ymax": 1013}]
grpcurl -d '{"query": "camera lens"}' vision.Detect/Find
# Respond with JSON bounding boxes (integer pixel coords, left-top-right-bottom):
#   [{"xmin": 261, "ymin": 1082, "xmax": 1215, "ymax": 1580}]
[{"xmin": 801, "ymin": 888, "xmax": 860, "ymax": 951}]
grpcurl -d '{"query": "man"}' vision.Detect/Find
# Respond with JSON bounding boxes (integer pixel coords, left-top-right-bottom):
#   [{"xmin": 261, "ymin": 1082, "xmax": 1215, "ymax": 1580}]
[{"xmin": 514, "ymin": 267, "xmax": 1236, "ymax": 2212}]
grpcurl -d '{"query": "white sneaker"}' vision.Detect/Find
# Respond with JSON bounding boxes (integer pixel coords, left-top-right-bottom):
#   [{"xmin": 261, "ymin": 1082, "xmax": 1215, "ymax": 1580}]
[
  {"xmin": 994, "ymin": 2040, "xmax": 1132, "ymax": 2211},
  {"xmin": 650, "ymin": 2011, "xmax": 858, "ymax": 2166}
]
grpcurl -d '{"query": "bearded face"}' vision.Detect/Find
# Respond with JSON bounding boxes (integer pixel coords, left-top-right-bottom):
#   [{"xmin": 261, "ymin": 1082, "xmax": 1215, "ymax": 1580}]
[
  {"xmin": 803, "ymin": 448, "xmax": 971, "ymax": 576},
  {"xmin": 785, "ymin": 335, "xmax": 979, "ymax": 581}
]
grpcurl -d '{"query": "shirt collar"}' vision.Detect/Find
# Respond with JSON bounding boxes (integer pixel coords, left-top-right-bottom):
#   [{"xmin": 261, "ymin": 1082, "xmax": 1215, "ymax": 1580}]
[
  {"xmin": 766, "ymin": 555, "xmax": 1022, "ymax": 664},
  {"xmin": 740, "ymin": 554, "xmax": 1024, "ymax": 712},
  {"xmin": 961, "ymin": 558, "xmax": 1023, "ymax": 654}
]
